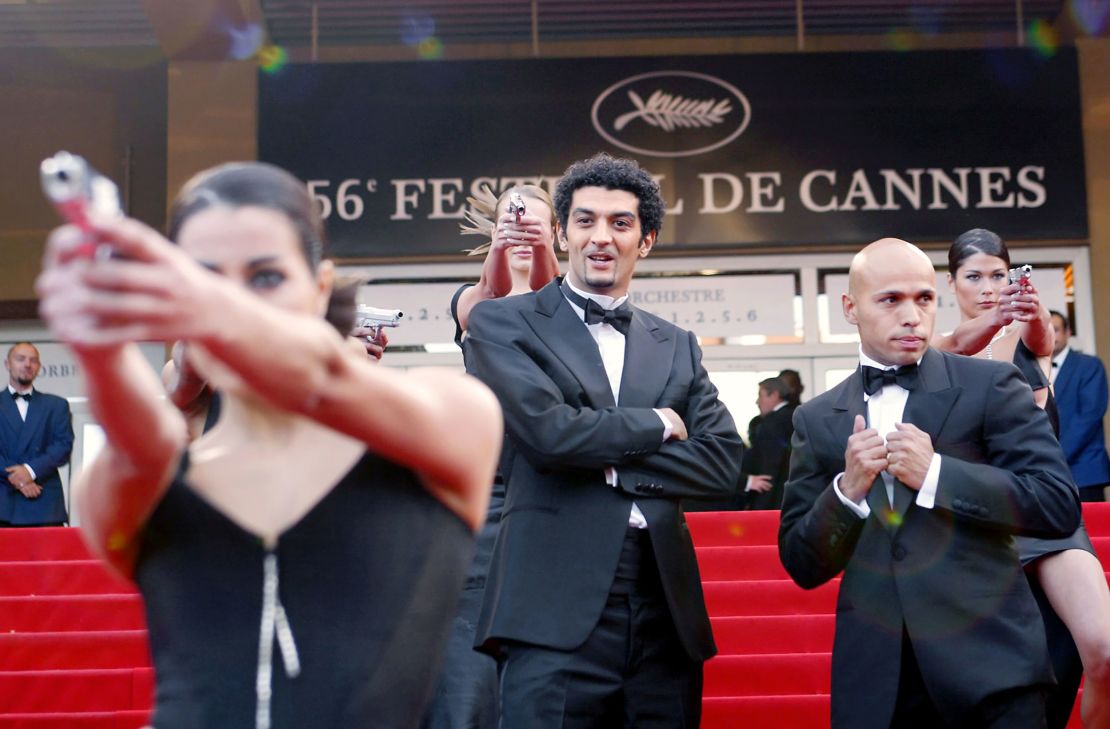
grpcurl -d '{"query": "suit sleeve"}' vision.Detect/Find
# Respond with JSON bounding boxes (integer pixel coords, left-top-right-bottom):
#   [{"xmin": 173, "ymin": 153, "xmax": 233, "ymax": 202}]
[
  {"xmin": 1061, "ymin": 357, "xmax": 1110, "ymax": 464},
  {"xmin": 26, "ymin": 399, "xmax": 75, "ymax": 482},
  {"xmin": 778, "ymin": 406, "xmax": 867, "ymax": 589},
  {"xmin": 466, "ymin": 300, "xmax": 669, "ymax": 471},
  {"xmin": 932, "ymin": 365, "xmax": 1080, "ymax": 538},
  {"xmin": 615, "ymin": 331, "xmax": 743, "ymax": 500}
]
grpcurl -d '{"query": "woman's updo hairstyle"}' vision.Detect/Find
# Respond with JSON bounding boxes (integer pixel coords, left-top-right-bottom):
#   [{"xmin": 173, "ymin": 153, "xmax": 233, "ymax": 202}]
[{"xmin": 948, "ymin": 228, "xmax": 1010, "ymax": 274}]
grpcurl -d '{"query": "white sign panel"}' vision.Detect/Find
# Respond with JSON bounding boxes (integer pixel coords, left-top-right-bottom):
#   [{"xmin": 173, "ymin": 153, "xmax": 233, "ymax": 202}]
[
  {"xmin": 628, "ymin": 274, "xmax": 798, "ymax": 338},
  {"xmin": 362, "ymin": 273, "xmax": 799, "ymax": 347}
]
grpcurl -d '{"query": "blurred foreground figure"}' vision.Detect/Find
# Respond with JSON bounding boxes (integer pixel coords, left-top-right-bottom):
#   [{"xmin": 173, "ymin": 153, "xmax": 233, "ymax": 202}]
[{"xmin": 36, "ymin": 161, "xmax": 501, "ymax": 729}]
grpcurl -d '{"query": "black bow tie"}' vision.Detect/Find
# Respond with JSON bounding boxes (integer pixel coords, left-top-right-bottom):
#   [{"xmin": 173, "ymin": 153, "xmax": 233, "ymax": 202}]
[
  {"xmin": 10, "ymin": 391, "xmax": 30, "ymax": 402},
  {"xmin": 861, "ymin": 364, "xmax": 919, "ymax": 396},
  {"xmin": 561, "ymin": 281, "xmax": 634, "ymax": 335}
]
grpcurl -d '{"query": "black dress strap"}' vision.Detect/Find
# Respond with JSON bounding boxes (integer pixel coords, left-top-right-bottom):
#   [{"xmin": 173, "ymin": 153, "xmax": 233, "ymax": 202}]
[{"xmin": 450, "ymin": 283, "xmax": 476, "ymax": 348}]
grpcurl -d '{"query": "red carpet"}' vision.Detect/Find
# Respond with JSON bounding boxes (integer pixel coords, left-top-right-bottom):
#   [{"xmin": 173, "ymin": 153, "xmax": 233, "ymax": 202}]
[{"xmin": 0, "ymin": 506, "xmax": 1107, "ymax": 728}]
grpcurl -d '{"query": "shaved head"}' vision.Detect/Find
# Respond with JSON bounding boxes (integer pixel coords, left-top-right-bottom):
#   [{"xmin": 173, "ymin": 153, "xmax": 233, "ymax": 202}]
[
  {"xmin": 849, "ymin": 238, "xmax": 935, "ymax": 296},
  {"xmin": 843, "ymin": 238, "xmax": 937, "ymax": 366}
]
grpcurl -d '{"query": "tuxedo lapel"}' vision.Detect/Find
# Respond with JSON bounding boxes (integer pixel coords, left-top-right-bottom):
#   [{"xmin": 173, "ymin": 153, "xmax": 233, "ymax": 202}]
[
  {"xmin": 1054, "ymin": 356, "xmax": 1076, "ymax": 401},
  {"xmin": 15, "ymin": 395, "xmax": 44, "ymax": 457},
  {"xmin": 617, "ymin": 309, "xmax": 674, "ymax": 407},
  {"xmin": 524, "ymin": 280, "xmax": 616, "ymax": 408},
  {"xmin": 826, "ymin": 368, "xmax": 868, "ymax": 460},
  {"xmin": 896, "ymin": 348, "xmax": 960, "ymax": 522},
  {"xmin": 826, "ymin": 369, "xmax": 896, "ymax": 535},
  {"xmin": 0, "ymin": 394, "xmax": 24, "ymax": 443}
]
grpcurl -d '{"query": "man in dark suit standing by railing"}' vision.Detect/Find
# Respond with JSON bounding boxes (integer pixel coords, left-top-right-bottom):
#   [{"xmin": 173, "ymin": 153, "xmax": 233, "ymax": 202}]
[
  {"xmin": 1, "ymin": 342, "xmax": 74, "ymax": 527},
  {"xmin": 1051, "ymin": 310, "xmax": 1110, "ymax": 502}
]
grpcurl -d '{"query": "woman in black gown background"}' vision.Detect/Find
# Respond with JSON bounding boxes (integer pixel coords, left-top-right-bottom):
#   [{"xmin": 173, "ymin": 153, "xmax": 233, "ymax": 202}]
[
  {"xmin": 936, "ymin": 228, "xmax": 1109, "ymax": 729},
  {"xmin": 36, "ymin": 162, "xmax": 502, "ymax": 729}
]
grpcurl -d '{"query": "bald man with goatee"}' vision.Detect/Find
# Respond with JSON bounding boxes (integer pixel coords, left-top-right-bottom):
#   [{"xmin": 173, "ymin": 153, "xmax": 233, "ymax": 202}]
[{"xmin": 779, "ymin": 239, "xmax": 1081, "ymax": 729}]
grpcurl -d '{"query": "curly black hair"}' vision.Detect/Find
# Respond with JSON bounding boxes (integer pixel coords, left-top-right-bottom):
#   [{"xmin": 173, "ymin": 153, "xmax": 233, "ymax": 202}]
[{"xmin": 554, "ymin": 153, "xmax": 664, "ymax": 241}]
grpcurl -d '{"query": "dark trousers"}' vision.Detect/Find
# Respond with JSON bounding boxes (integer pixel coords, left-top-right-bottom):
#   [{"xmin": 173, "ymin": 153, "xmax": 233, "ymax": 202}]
[
  {"xmin": 498, "ymin": 528, "xmax": 702, "ymax": 729},
  {"xmin": 891, "ymin": 631, "xmax": 1046, "ymax": 729}
]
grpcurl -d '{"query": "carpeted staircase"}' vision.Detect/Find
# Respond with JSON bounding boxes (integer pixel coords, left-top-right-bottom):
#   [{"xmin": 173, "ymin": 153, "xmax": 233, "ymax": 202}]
[{"xmin": 1, "ymin": 505, "xmax": 1107, "ymax": 728}]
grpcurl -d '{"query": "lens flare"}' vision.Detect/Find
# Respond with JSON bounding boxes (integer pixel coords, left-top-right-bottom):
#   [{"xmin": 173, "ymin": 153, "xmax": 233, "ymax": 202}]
[
  {"xmin": 418, "ymin": 37, "xmax": 444, "ymax": 59},
  {"xmin": 883, "ymin": 28, "xmax": 916, "ymax": 52},
  {"xmin": 258, "ymin": 44, "xmax": 288, "ymax": 74},
  {"xmin": 1027, "ymin": 18, "xmax": 1059, "ymax": 58}
]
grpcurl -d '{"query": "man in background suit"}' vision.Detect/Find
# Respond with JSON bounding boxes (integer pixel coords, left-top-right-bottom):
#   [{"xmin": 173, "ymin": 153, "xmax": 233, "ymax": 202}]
[
  {"xmin": 779, "ymin": 239, "xmax": 1080, "ymax": 728},
  {"xmin": 1051, "ymin": 310, "xmax": 1110, "ymax": 502},
  {"xmin": 1, "ymin": 342, "xmax": 74, "ymax": 526},
  {"xmin": 742, "ymin": 376, "xmax": 794, "ymax": 510},
  {"xmin": 466, "ymin": 153, "xmax": 742, "ymax": 728}
]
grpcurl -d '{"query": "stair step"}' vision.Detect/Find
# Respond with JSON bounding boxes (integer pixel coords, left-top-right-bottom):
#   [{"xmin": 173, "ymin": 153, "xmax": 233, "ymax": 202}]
[
  {"xmin": 0, "ymin": 669, "xmax": 153, "ymax": 713},
  {"xmin": 0, "ymin": 711, "xmax": 149, "ymax": 729},
  {"xmin": 0, "ymin": 632, "xmax": 151, "ymax": 671},
  {"xmin": 0, "ymin": 561, "xmax": 133, "ymax": 597},
  {"xmin": 695, "ymin": 545, "xmax": 789, "ymax": 580},
  {"xmin": 0, "ymin": 528, "xmax": 91, "ymax": 562},
  {"xmin": 711, "ymin": 615, "xmax": 835, "ymax": 654},
  {"xmin": 704, "ymin": 653, "xmax": 831, "ymax": 697},
  {"xmin": 702, "ymin": 694, "xmax": 831, "ymax": 728},
  {"xmin": 703, "ymin": 578, "xmax": 840, "ymax": 616},
  {"xmin": 0, "ymin": 595, "xmax": 145, "ymax": 632},
  {"xmin": 687, "ymin": 510, "xmax": 780, "ymax": 546}
]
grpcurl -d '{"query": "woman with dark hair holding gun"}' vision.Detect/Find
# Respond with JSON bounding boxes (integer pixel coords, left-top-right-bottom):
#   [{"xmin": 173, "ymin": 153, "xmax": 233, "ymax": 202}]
[
  {"xmin": 36, "ymin": 161, "xmax": 502, "ymax": 729},
  {"xmin": 935, "ymin": 228, "xmax": 1109, "ymax": 729}
]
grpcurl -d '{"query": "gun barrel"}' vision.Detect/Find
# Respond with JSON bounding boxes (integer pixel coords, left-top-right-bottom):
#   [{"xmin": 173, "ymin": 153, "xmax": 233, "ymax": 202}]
[{"xmin": 356, "ymin": 306, "xmax": 404, "ymax": 328}]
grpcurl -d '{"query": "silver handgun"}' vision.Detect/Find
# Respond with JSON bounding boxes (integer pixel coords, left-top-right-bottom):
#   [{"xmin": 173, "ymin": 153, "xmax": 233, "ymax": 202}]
[
  {"xmin": 40, "ymin": 152, "xmax": 121, "ymax": 258},
  {"xmin": 356, "ymin": 305, "xmax": 404, "ymax": 339},
  {"xmin": 507, "ymin": 192, "xmax": 525, "ymax": 225},
  {"xmin": 1008, "ymin": 264, "xmax": 1033, "ymax": 286}
]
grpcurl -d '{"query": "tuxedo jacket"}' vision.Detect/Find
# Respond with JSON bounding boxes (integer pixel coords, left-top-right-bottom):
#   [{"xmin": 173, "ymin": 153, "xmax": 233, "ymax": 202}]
[
  {"xmin": 1054, "ymin": 350, "xmax": 1110, "ymax": 488},
  {"xmin": 742, "ymin": 403, "xmax": 794, "ymax": 510},
  {"xmin": 465, "ymin": 279, "xmax": 742, "ymax": 662},
  {"xmin": 0, "ymin": 390, "xmax": 74, "ymax": 525},
  {"xmin": 779, "ymin": 348, "xmax": 1080, "ymax": 729}
]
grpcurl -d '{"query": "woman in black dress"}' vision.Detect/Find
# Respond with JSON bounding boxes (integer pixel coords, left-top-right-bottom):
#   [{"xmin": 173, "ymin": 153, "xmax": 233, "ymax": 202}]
[
  {"xmin": 36, "ymin": 162, "xmax": 502, "ymax": 729},
  {"xmin": 936, "ymin": 228, "xmax": 1109, "ymax": 729}
]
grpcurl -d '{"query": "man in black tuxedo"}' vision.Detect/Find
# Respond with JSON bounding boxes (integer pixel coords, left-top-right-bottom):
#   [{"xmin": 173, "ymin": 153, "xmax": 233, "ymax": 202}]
[
  {"xmin": 779, "ymin": 239, "xmax": 1081, "ymax": 729},
  {"xmin": 742, "ymin": 376, "xmax": 794, "ymax": 510},
  {"xmin": 466, "ymin": 153, "xmax": 742, "ymax": 728}
]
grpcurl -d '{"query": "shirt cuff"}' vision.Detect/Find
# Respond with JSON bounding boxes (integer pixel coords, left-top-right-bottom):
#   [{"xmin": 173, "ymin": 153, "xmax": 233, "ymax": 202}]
[
  {"xmin": 605, "ymin": 466, "xmax": 618, "ymax": 488},
  {"xmin": 653, "ymin": 408, "xmax": 673, "ymax": 442},
  {"xmin": 833, "ymin": 472, "xmax": 871, "ymax": 519},
  {"xmin": 914, "ymin": 454, "xmax": 942, "ymax": 509},
  {"xmin": 24, "ymin": 464, "xmax": 36, "ymax": 481}
]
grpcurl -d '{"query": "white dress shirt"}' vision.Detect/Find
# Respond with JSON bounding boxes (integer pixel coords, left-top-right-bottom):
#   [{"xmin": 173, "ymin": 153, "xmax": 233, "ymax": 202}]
[
  {"xmin": 833, "ymin": 349, "xmax": 942, "ymax": 518},
  {"xmin": 563, "ymin": 279, "xmax": 673, "ymax": 529},
  {"xmin": 1051, "ymin": 345, "xmax": 1070, "ymax": 386},
  {"xmin": 7, "ymin": 385, "xmax": 37, "ymax": 480}
]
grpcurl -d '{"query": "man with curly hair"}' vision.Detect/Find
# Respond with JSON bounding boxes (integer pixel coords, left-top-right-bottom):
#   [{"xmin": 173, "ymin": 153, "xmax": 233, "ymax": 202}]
[{"xmin": 465, "ymin": 153, "xmax": 742, "ymax": 727}]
